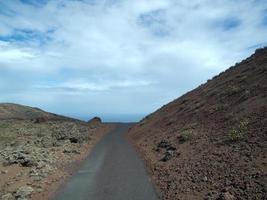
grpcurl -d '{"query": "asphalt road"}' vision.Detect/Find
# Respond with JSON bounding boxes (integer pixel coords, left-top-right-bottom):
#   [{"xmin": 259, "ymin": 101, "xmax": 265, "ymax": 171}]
[{"xmin": 55, "ymin": 123, "xmax": 159, "ymax": 200}]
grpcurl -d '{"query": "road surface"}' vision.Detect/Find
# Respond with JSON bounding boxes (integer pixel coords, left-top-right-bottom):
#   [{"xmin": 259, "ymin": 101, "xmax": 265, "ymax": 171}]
[{"xmin": 55, "ymin": 123, "xmax": 159, "ymax": 200}]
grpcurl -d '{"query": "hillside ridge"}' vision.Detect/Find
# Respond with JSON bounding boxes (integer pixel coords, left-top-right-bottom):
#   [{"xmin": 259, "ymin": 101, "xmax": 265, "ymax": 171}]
[
  {"xmin": 128, "ymin": 47, "xmax": 267, "ymax": 200},
  {"xmin": 0, "ymin": 103, "xmax": 79, "ymax": 121}
]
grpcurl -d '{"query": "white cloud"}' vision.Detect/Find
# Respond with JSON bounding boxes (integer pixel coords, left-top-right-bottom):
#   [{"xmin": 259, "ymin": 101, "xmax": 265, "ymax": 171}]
[
  {"xmin": 35, "ymin": 79, "xmax": 153, "ymax": 93},
  {"xmin": 0, "ymin": 0, "xmax": 267, "ymax": 121},
  {"xmin": 0, "ymin": 42, "xmax": 35, "ymax": 61}
]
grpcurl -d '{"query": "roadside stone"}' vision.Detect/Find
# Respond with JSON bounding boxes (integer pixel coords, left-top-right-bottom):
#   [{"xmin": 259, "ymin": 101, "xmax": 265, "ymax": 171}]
[
  {"xmin": 157, "ymin": 140, "xmax": 176, "ymax": 152},
  {"xmin": 87, "ymin": 117, "xmax": 102, "ymax": 128},
  {"xmin": 32, "ymin": 176, "xmax": 42, "ymax": 182},
  {"xmin": 160, "ymin": 150, "xmax": 176, "ymax": 162},
  {"xmin": 36, "ymin": 161, "xmax": 46, "ymax": 169},
  {"xmin": 37, "ymin": 188, "xmax": 43, "ymax": 193},
  {"xmin": 218, "ymin": 192, "xmax": 235, "ymax": 200},
  {"xmin": 166, "ymin": 146, "xmax": 176, "ymax": 151},
  {"xmin": 63, "ymin": 148, "xmax": 80, "ymax": 154},
  {"xmin": 157, "ymin": 140, "xmax": 170, "ymax": 148},
  {"xmin": 1, "ymin": 169, "xmax": 8, "ymax": 174}
]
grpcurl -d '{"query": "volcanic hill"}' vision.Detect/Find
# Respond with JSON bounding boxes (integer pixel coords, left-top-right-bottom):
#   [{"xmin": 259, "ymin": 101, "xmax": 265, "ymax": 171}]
[
  {"xmin": 128, "ymin": 47, "xmax": 267, "ymax": 200},
  {"xmin": 0, "ymin": 103, "xmax": 75, "ymax": 121}
]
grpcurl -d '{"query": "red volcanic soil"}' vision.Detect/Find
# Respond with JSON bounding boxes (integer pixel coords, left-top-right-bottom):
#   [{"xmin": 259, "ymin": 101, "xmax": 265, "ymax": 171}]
[{"xmin": 128, "ymin": 48, "xmax": 267, "ymax": 200}]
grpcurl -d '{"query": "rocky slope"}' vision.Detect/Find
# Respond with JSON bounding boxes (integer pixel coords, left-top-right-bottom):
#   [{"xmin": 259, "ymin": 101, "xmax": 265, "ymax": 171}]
[
  {"xmin": 0, "ymin": 103, "xmax": 114, "ymax": 200},
  {"xmin": 128, "ymin": 48, "xmax": 267, "ymax": 200},
  {"xmin": 0, "ymin": 103, "xmax": 74, "ymax": 121}
]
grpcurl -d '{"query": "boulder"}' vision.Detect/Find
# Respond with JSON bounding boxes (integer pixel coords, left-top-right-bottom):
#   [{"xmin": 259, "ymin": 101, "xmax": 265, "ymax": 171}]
[
  {"xmin": 1, "ymin": 169, "xmax": 8, "ymax": 174},
  {"xmin": 87, "ymin": 117, "xmax": 102, "ymax": 128},
  {"xmin": 160, "ymin": 150, "xmax": 177, "ymax": 162}
]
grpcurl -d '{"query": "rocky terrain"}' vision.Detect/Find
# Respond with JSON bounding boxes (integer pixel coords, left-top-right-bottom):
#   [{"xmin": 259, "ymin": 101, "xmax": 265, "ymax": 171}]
[
  {"xmin": 0, "ymin": 104, "xmax": 114, "ymax": 200},
  {"xmin": 0, "ymin": 103, "xmax": 74, "ymax": 121},
  {"xmin": 128, "ymin": 48, "xmax": 267, "ymax": 200}
]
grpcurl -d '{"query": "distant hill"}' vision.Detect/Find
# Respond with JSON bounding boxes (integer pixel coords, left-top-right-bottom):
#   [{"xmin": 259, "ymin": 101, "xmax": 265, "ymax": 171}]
[
  {"xmin": 128, "ymin": 48, "xmax": 267, "ymax": 200},
  {"xmin": 0, "ymin": 103, "xmax": 77, "ymax": 121}
]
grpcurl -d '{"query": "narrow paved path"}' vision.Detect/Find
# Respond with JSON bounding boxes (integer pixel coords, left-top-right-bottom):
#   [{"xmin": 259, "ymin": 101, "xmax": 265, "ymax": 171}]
[{"xmin": 55, "ymin": 124, "xmax": 159, "ymax": 200}]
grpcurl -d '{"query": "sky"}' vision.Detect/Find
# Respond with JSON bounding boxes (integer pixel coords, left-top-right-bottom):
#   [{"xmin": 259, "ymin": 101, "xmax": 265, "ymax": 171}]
[{"xmin": 0, "ymin": 0, "xmax": 267, "ymax": 122}]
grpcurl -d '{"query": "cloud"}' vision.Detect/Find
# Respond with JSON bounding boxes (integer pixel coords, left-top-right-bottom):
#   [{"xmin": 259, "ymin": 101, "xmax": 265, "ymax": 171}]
[
  {"xmin": 0, "ymin": 41, "xmax": 35, "ymax": 61},
  {"xmin": 0, "ymin": 0, "xmax": 267, "ymax": 121},
  {"xmin": 35, "ymin": 79, "xmax": 153, "ymax": 93}
]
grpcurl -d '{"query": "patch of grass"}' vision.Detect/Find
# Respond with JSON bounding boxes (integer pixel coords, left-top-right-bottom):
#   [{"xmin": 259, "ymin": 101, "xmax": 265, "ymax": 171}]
[
  {"xmin": 180, "ymin": 130, "xmax": 194, "ymax": 143},
  {"xmin": 227, "ymin": 85, "xmax": 242, "ymax": 96},
  {"xmin": 182, "ymin": 122, "xmax": 198, "ymax": 131},
  {"xmin": 228, "ymin": 119, "xmax": 249, "ymax": 141}
]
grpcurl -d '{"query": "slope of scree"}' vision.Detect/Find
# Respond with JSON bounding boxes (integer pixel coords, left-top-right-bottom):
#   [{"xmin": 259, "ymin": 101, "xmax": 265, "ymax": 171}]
[{"xmin": 128, "ymin": 47, "xmax": 267, "ymax": 200}]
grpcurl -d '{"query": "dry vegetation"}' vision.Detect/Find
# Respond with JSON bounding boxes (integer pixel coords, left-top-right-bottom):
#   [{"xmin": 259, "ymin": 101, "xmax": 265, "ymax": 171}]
[{"xmin": 0, "ymin": 104, "xmax": 113, "ymax": 200}]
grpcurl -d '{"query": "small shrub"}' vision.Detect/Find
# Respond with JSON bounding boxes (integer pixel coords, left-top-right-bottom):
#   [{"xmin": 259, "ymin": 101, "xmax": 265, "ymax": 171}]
[
  {"xmin": 228, "ymin": 119, "xmax": 249, "ymax": 141},
  {"xmin": 227, "ymin": 86, "xmax": 241, "ymax": 96},
  {"xmin": 210, "ymin": 104, "xmax": 229, "ymax": 114},
  {"xmin": 180, "ymin": 130, "xmax": 193, "ymax": 143},
  {"xmin": 0, "ymin": 123, "xmax": 9, "ymax": 128}
]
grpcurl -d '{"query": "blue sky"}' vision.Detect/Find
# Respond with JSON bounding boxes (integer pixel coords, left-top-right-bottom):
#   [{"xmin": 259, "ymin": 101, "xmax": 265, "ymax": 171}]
[{"xmin": 0, "ymin": 0, "xmax": 267, "ymax": 122}]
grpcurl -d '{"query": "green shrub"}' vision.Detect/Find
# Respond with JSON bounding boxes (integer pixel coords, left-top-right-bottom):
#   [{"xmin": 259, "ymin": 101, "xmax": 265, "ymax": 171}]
[
  {"xmin": 0, "ymin": 123, "xmax": 9, "ymax": 128},
  {"xmin": 180, "ymin": 130, "xmax": 193, "ymax": 143},
  {"xmin": 228, "ymin": 119, "xmax": 249, "ymax": 141}
]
